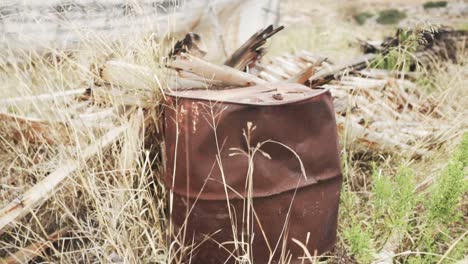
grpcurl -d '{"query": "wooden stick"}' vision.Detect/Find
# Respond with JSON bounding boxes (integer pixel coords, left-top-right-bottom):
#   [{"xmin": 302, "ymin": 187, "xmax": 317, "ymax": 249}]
[
  {"xmin": 168, "ymin": 53, "xmax": 266, "ymax": 87},
  {"xmin": 0, "ymin": 125, "xmax": 127, "ymax": 233},
  {"xmin": 100, "ymin": 60, "xmax": 220, "ymax": 90},
  {"xmin": 224, "ymin": 25, "xmax": 284, "ymax": 71},
  {"xmin": 287, "ymin": 58, "xmax": 327, "ymax": 84},
  {"xmin": 0, "ymin": 89, "xmax": 88, "ymax": 106},
  {"xmin": 336, "ymin": 115, "xmax": 427, "ymax": 157},
  {"xmin": 307, "ymin": 54, "xmax": 376, "ymax": 87},
  {"xmin": 100, "ymin": 61, "xmax": 161, "ymax": 91}
]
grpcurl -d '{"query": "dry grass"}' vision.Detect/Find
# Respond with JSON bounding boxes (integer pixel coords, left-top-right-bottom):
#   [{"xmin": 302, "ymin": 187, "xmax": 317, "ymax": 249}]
[{"xmin": 1, "ymin": 0, "xmax": 467, "ymax": 263}]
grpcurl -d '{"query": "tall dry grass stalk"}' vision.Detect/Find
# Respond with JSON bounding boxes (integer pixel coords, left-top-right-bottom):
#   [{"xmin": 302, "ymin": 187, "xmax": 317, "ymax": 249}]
[{"xmin": 1, "ymin": 1, "xmax": 467, "ymax": 263}]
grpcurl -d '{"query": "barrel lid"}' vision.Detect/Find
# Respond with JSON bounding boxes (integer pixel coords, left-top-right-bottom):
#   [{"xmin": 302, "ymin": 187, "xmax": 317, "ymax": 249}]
[{"xmin": 164, "ymin": 83, "xmax": 328, "ymax": 106}]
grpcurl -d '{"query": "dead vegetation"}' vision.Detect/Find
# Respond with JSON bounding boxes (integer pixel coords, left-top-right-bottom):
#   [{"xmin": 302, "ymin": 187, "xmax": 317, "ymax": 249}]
[{"xmin": 0, "ymin": 0, "xmax": 467, "ymax": 263}]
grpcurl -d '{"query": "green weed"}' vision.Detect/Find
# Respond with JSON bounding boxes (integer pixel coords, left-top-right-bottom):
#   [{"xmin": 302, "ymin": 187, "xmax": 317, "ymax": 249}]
[
  {"xmin": 372, "ymin": 28, "xmax": 433, "ymax": 71},
  {"xmin": 427, "ymin": 133, "xmax": 467, "ymax": 225},
  {"xmin": 343, "ymin": 222, "xmax": 375, "ymax": 263},
  {"xmin": 353, "ymin": 12, "xmax": 373, "ymax": 25},
  {"xmin": 376, "ymin": 9, "xmax": 407, "ymax": 25},
  {"xmin": 423, "ymin": 1, "xmax": 448, "ymax": 9},
  {"xmin": 407, "ymin": 133, "xmax": 468, "ymax": 263}
]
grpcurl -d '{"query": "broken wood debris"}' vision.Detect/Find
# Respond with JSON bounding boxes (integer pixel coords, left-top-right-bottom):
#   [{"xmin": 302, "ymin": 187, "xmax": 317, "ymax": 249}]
[
  {"xmin": 168, "ymin": 52, "xmax": 266, "ymax": 88},
  {"xmin": 360, "ymin": 27, "xmax": 468, "ymax": 67},
  {"xmin": 224, "ymin": 25, "xmax": 284, "ymax": 71},
  {"xmin": 88, "ymin": 26, "xmax": 462, "ymax": 156},
  {"xmin": 0, "ymin": 91, "xmax": 119, "ymax": 145},
  {"xmin": 1, "ymin": 26, "xmax": 465, "ymax": 241},
  {"xmin": 0, "ymin": 125, "xmax": 127, "ymax": 233},
  {"xmin": 251, "ymin": 48, "xmax": 458, "ymax": 154}
]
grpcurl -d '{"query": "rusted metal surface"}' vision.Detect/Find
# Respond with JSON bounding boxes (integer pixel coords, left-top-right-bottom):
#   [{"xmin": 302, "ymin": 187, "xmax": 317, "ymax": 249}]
[{"xmin": 163, "ymin": 83, "xmax": 342, "ymax": 263}]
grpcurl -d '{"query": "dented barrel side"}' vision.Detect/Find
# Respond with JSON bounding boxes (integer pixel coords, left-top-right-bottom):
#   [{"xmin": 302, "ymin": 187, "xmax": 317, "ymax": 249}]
[{"xmin": 163, "ymin": 86, "xmax": 342, "ymax": 263}]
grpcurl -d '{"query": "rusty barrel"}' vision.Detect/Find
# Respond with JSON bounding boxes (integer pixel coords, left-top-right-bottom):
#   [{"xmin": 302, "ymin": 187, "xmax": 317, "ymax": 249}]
[{"xmin": 163, "ymin": 83, "xmax": 342, "ymax": 263}]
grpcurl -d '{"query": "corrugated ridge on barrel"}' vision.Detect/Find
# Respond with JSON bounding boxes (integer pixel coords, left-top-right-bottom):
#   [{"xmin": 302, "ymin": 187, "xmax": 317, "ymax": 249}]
[{"xmin": 163, "ymin": 83, "xmax": 342, "ymax": 263}]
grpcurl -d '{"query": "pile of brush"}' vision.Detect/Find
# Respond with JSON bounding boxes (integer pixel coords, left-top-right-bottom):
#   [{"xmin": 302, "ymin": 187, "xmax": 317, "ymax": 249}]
[{"xmin": 0, "ymin": 24, "xmax": 466, "ymax": 262}]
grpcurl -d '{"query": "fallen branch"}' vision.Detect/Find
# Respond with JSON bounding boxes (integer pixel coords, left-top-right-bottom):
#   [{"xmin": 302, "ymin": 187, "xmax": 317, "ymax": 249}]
[
  {"xmin": 100, "ymin": 60, "xmax": 221, "ymax": 90},
  {"xmin": 336, "ymin": 115, "xmax": 427, "ymax": 157},
  {"xmin": 307, "ymin": 54, "xmax": 376, "ymax": 87},
  {"xmin": 0, "ymin": 125, "xmax": 127, "ymax": 234},
  {"xmin": 0, "ymin": 89, "xmax": 88, "ymax": 106},
  {"xmin": 168, "ymin": 53, "xmax": 266, "ymax": 87},
  {"xmin": 99, "ymin": 60, "xmax": 162, "ymax": 91}
]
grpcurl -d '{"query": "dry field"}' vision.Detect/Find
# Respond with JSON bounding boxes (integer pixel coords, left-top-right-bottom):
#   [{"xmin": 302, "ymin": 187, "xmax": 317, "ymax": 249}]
[{"xmin": 0, "ymin": 0, "xmax": 467, "ymax": 263}]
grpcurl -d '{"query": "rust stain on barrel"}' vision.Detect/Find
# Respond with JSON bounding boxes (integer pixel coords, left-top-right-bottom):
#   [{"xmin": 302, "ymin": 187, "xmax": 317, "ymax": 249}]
[{"xmin": 163, "ymin": 83, "xmax": 342, "ymax": 263}]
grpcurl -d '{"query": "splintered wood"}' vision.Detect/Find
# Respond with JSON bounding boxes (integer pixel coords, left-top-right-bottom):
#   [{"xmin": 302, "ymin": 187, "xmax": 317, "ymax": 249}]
[
  {"xmin": 0, "ymin": 125, "xmax": 127, "ymax": 233},
  {"xmin": 0, "ymin": 25, "xmax": 465, "ymax": 258},
  {"xmin": 0, "ymin": 91, "xmax": 118, "ymax": 145},
  {"xmin": 253, "ymin": 50, "xmax": 458, "ymax": 155}
]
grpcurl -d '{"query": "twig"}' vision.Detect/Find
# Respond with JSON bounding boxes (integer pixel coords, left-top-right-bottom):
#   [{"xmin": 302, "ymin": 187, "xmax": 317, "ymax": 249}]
[
  {"xmin": 287, "ymin": 58, "xmax": 327, "ymax": 84},
  {"xmin": 0, "ymin": 89, "xmax": 88, "ymax": 106},
  {"xmin": 99, "ymin": 60, "xmax": 161, "ymax": 91},
  {"xmin": 0, "ymin": 125, "xmax": 127, "ymax": 233},
  {"xmin": 100, "ymin": 60, "xmax": 221, "ymax": 90},
  {"xmin": 307, "ymin": 54, "xmax": 376, "ymax": 87},
  {"xmin": 224, "ymin": 25, "xmax": 284, "ymax": 71}
]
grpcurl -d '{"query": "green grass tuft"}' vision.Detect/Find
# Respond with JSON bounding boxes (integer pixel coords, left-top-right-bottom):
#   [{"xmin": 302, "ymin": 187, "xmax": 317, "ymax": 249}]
[
  {"xmin": 407, "ymin": 133, "xmax": 468, "ymax": 263},
  {"xmin": 423, "ymin": 1, "xmax": 448, "ymax": 9},
  {"xmin": 343, "ymin": 222, "xmax": 375, "ymax": 263},
  {"xmin": 371, "ymin": 28, "xmax": 426, "ymax": 71},
  {"xmin": 427, "ymin": 133, "xmax": 467, "ymax": 225},
  {"xmin": 353, "ymin": 12, "xmax": 374, "ymax": 25},
  {"xmin": 376, "ymin": 9, "xmax": 407, "ymax": 25}
]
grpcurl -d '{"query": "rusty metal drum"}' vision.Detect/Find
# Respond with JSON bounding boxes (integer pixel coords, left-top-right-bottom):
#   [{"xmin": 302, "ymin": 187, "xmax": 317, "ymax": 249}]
[{"xmin": 163, "ymin": 83, "xmax": 342, "ymax": 263}]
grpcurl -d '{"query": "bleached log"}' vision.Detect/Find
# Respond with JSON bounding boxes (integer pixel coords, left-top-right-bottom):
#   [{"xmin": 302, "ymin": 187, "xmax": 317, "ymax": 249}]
[
  {"xmin": 340, "ymin": 76, "xmax": 388, "ymax": 89},
  {"xmin": 168, "ymin": 53, "xmax": 266, "ymax": 87},
  {"xmin": 99, "ymin": 61, "xmax": 162, "ymax": 91},
  {"xmin": 0, "ymin": 125, "xmax": 127, "ymax": 233},
  {"xmin": 260, "ymin": 64, "xmax": 291, "ymax": 80},
  {"xmin": 100, "ymin": 60, "xmax": 223, "ymax": 91},
  {"xmin": 359, "ymin": 69, "xmax": 422, "ymax": 80},
  {"xmin": 308, "ymin": 54, "xmax": 376, "ymax": 87},
  {"xmin": 296, "ymin": 51, "xmax": 327, "ymax": 64},
  {"xmin": 272, "ymin": 57, "xmax": 304, "ymax": 75},
  {"xmin": 258, "ymin": 71, "xmax": 282, "ymax": 82},
  {"xmin": 336, "ymin": 115, "xmax": 426, "ymax": 156},
  {"xmin": 0, "ymin": 89, "xmax": 88, "ymax": 106}
]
